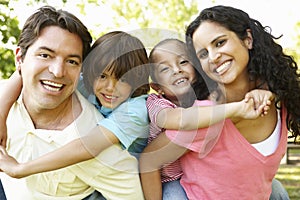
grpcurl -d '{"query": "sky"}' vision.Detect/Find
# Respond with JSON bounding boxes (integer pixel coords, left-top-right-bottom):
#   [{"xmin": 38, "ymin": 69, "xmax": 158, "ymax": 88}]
[{"xmin": 9, "ymin": 0, "xmax": 300, "ymax": 49}]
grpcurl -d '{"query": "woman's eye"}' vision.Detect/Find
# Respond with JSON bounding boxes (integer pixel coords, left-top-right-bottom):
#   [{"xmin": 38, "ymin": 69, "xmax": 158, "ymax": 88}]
[
  {"xmin": 216, "ymin": 39, "xmax": 226, "ymax": 47},
  {"xmin": 198, "ymin": 50, "xmax": 208, "ymax": 59}
]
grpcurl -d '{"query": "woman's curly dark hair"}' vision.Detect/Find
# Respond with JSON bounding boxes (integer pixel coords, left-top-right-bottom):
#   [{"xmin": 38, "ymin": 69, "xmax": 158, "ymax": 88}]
[{"xmin": 186, "ymin": 5, "xmax": 300, "ymax": 142}]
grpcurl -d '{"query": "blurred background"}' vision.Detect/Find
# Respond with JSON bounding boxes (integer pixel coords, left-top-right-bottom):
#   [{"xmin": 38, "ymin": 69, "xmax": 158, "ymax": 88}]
[{"xmin": 0, "ymin": 0, "xmax": 299, "ymax": 198}]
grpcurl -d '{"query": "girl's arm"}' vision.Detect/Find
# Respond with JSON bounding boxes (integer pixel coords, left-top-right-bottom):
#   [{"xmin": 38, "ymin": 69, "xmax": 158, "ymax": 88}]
[
  {"xmin": 139, "ymin": 132, "xmax": 188, "ymax": 200},
  {"xmin": 156, "ymin": 89, "xmax": 273, "ymax": 130},
  {"xmin": 0, "ymin": 71, "xmax": 22, "ymax": 147},
  {"xmin": 0, "ymin": 125, "xmax": 118, "ymax": 178}
]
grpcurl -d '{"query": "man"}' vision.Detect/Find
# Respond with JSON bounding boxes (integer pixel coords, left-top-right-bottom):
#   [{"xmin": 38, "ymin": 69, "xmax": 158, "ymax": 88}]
[{"xmin": 0, "ymin": 6, "xmax": 144, "ymax": 200}]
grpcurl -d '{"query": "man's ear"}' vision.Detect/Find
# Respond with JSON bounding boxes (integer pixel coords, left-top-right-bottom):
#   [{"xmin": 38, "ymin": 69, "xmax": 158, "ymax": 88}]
[
  {"xmin": 150, "ymin": 82, "xmax": 164, "ymax": 95},
  {"xmin": 15, "ymin": 47, "xmax": 23, "ymax": 74},
  {"xmin": 244, "ymin": 29, "xmax": 253, "ymax": 49}
]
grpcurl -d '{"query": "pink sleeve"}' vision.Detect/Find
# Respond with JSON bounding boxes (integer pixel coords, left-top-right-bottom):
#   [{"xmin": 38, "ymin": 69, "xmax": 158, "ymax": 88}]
[
  {"xmin": 146, "ymin": 94, "xmax": 176, "ymax": 125},
  {"xmin": 166, "ymin": 100, "xmax": 223, "ymax": 158}
]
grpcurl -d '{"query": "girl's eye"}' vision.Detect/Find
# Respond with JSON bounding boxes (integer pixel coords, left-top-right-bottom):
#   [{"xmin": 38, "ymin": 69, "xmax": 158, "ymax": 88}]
[
  {"xmin": 180, "ymin": 60, "xmax": 189, "ymax": 65},
  {"xmin": 159, "ymin": 65, "xmax": 170, "ymax": 73},
  {"xmin": 119, "ymin": 77, "xmax": 127, "ymax": 83}
]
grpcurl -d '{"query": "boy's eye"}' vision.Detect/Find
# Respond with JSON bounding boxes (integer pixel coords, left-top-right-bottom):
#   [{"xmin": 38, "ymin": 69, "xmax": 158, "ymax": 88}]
[{"xmin": 98, "ymin": 74, "xmax": 107, "ymax": 79}]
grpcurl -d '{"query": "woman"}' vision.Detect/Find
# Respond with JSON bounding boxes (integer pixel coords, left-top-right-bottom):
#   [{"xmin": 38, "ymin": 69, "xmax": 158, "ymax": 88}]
[{"xmin": 140, "ymin": 5, "xmax": 300, "ymax": 200}]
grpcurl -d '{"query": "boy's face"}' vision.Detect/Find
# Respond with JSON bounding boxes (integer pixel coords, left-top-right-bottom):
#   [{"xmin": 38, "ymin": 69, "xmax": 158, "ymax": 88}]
[
  {"xmin": 17, "ymin": 26, "xmax": 83, "ymax": 111},
  {"xmin": 93, "ymin": 68, "xmax": 132, "ymax": 109},
  {"xmin": 152, "ymin": 42, "xmax": 197, "ymax": 104}
]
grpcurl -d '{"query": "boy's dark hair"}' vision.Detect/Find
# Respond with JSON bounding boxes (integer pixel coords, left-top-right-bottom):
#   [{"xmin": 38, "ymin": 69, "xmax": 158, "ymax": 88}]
[{"xmin": 83, "ymin": 31, "xmax": 150, "ymax": 97}]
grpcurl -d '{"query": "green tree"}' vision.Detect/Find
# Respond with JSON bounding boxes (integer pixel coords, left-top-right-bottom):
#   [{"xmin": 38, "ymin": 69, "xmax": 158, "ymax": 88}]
[{"xmin": 0, "ymin": 0, "xmax": 20, "ymax": 78}]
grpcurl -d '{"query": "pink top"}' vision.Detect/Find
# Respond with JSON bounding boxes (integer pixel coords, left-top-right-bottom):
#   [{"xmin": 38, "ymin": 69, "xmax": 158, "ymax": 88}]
[
  {"xmin": 146, "ymin": 93, "xmax": 183, "ymax": 183},
  {"xmin": 166, "ymin": 100, "xmax": 288, "ymax": 200}
]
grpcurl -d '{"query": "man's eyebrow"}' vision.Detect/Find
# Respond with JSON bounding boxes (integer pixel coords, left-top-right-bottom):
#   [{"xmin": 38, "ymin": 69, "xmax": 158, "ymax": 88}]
[{"xmin": 38, "ymin": 46, "xmax": 82, "ymax": 62}]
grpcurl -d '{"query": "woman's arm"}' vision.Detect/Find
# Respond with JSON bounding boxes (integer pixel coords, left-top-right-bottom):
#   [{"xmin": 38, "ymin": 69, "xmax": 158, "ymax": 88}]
[
  {"xmin": 156, "ymin": 89, "xmax": 273, "ymax": 130},
  {"xmin": 0, "ymin": 71, "xmax": 22, "ymax": 147},
  {"xmin": 0, "ymin": 125, "xmax": 118, "ymax": 178},
  {"xmin": 139, "ymin": 132, "xmax": 188, "ymax": 200}
]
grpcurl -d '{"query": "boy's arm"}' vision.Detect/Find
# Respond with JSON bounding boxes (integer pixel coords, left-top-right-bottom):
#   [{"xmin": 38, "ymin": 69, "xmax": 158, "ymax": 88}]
[
  {"xmin": 139, "ymin": 132, "xmax": 188, "ymax": 200},
  {"xmin": 0, "ymin": 126, "xmax": 118, "ymax": 178},
  {"xmin": 0, "ymin": 71, "xmax": 22, "ymax": 147},
  {"xmin": 156, "ymin": 90, "xmax": 274, "ymax": 131}
]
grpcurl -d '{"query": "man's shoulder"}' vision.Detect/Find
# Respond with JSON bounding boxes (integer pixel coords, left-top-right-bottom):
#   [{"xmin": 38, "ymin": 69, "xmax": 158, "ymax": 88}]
[{"xmin": 75, "ymin": 90, "xmax": 103, "ymax": 120}]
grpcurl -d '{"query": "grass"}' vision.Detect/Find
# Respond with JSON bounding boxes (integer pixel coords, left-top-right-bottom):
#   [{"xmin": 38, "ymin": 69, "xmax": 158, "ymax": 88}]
[{"xmin": 276, "ymin": 148, "xmax": 300, "ymax": 200}]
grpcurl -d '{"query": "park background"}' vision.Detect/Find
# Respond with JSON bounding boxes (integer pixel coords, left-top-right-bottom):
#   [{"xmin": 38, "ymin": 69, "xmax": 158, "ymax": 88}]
[{"xmin": 0, "ymin": 0, "xmax": 299, "ymax": 199}]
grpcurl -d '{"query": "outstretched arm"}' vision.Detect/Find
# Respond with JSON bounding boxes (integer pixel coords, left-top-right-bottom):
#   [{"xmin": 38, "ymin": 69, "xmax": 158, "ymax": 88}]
[
  {"xmin": 0, "ymin": 71, "xmax": 22, "ymax": 147},
  {"xmin": 139, "ymin": 132, "xmax": 188, "ymax": 200},
  {"xmin": 0, "ymin": 125, "xmax": 118, "ymax": 178},
  {"xmin": 156, "ymin": 89, "xmax": 273, "ymax": 130}
]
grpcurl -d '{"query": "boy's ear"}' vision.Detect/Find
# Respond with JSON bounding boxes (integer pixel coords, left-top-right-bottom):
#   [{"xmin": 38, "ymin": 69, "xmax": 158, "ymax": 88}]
[{"xmin": 150, "ymin": 82, "xmax": 164, "ymax": 95}]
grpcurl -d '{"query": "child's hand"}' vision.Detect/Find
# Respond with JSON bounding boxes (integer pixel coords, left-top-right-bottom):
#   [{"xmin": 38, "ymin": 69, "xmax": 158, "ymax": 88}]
[
  {"xmin": 0, "ymin": 146, "xmax": 24, "ymax": 178},
  {"xmin": 0, "ymin": 116, "xmax": 7, "ymax": 148},
  {"xmin": 244, "ymin": 89, "xmax": 274, "ymax": 116}
]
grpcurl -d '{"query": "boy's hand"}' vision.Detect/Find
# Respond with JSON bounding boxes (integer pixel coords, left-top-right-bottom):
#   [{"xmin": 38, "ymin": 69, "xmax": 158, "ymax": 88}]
[
  {"xmin": 0, "ymin": 145, "xmax": 23, "ymax": 178},
  {"xmin": 244, "ymin": 89, "xmax": 274, "ymax": 116}
]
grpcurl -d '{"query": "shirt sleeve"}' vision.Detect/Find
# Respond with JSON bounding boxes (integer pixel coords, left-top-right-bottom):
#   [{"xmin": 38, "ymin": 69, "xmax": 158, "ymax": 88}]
[
  {"xmin": 166, "ymin": 100, "xmax": 223, "ymax": 158},
  {"xmin": 98, "ymin": 95, "xmax": 149, "ymax": 152},
  {"xmin": 146, "ymin": 93, "xmax": 176, "ymax": 127}
]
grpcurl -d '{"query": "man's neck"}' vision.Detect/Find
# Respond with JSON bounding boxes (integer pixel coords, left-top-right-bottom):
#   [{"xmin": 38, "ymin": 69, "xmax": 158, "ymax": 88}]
[{"xmin": 24, "ymin": 93, "xmax": 82, "ymax": 130}]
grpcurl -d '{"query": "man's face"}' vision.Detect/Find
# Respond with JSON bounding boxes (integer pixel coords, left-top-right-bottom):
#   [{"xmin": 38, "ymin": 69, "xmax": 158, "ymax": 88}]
[{"xmin": 17, "ymin": 26, "xmax": 83, "ymax": 111}]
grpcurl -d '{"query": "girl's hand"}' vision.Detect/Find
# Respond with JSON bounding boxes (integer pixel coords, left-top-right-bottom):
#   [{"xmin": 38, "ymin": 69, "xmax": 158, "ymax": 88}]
[
  {"xmin": 0, "ymin": 146, "xmax": 24, "ymax": 178},
  {"xmin": 0, "ymin": 116, "xmax": 7, "ymax": 148},
  {"xmin": 244, "ymin": 89, "xmax": 274, "ymax": 116}
]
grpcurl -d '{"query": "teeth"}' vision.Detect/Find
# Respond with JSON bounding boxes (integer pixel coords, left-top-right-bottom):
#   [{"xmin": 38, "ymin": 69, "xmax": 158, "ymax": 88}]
[
  {"xmin": 42, "ymin": 80, "xmax": 63, "ymax": 92},
  {"xmin": 175, "ymin": 78, "xmax": 187, "ymax": 85},
  {"xmin": 43, "ymin": 85, "xmax": 61, "ymax": 92},
  {"xmin": 104, "ymin": 94, "xmax": 116, "ymax": 99},
  {"xmin": 216, "ymin": 61, "xmax": 230, "ymax": 73},
  {"xmin": 42, "ymin": 80, "xmax": 63, "ymax": 88}
]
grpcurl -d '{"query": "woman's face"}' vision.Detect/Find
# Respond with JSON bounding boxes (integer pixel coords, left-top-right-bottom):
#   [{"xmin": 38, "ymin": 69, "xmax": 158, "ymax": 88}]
[
  {"xmin": 192, "ymin": 21, "xmax": 252, "ymax": 86},
  {"xmin": 152, "ymin": 42, "xmax": 197, "ymax": 104}
]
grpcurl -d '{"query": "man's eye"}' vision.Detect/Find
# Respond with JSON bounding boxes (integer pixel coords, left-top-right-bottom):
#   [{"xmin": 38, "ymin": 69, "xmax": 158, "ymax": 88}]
[
  {"xmin": 39, "ymin": 53, "xmax": 50, "ymax": 58},
  {"xmin": 68, "ymin": 60, "xmax": 80, "ymax": 66}
]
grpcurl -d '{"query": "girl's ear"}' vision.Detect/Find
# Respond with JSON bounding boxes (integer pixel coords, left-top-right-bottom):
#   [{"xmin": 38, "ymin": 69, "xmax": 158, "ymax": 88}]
[
  {"xmin": 244, "ymin": 29, "xmax": 253, "ymax": 49},
  {"xmin": 150, "ymin": 82, "xmax": 164, "ymax": 95}
]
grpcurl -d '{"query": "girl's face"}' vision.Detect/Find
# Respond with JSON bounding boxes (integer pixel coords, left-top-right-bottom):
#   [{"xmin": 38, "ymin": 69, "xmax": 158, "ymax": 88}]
[
  {"xmin": 192, "ymin": 21, "xmax": 253, "ymax": 87},
  {"xmin": 93, "ymin": 68, "xmax": 132, "ymax": 109},
  {"xmin": 152, "ymin": 42, "xmax": 197, "ymax": 104}
]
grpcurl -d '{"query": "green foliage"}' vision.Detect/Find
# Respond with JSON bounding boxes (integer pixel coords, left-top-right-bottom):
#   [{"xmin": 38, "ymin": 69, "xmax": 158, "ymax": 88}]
[{"xmin": 0, "ymin": 0, "xmax": 20, "ymax": 78}]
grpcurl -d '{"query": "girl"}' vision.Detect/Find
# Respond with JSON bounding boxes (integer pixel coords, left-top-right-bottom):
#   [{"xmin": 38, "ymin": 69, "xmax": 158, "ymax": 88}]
[{"xmin": 141, "ymin": 38, "xmax": 276, "ymax": 199}]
